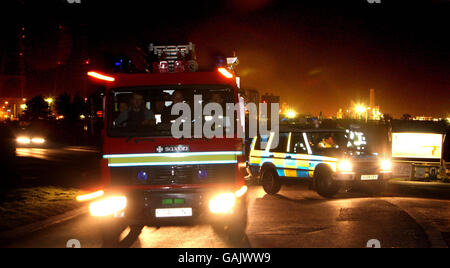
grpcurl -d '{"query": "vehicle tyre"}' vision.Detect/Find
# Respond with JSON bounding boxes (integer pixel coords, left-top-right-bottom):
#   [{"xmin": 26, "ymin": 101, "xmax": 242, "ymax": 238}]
[
  {"xmin": 261, "ymin": 168, "xmax": 281, "ymax": 195},
  {"xmin": 99, "ymin": 219, "xmax": 143, "ymax": 248},
  {"xmin": 211, "ymin": 203, "xmax": 248, "ymax": 244},
  {"xmin": 228, "ymin": 203, "xmax": 248, "ymax": 243},
  {"xmin": 314, "ymin": 167, "xmax": 340, "ymax": 198}
]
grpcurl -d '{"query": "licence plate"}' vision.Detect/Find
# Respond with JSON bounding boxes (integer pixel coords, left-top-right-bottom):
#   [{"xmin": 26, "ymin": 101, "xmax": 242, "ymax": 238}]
[
  {"xmin": 361, "ymin": 175, "xmax": 378, "ymax": 181},
  {"xmin": 155, "ymin": 208, "xmax": 193, "ymax": 218}
]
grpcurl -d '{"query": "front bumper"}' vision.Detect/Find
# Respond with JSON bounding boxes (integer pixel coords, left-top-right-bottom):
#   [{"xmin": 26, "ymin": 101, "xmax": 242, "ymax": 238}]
[
  {"xmin": 108, "ymin": 188, "xmax": 248, "ymax": 227},
  {"xmin": 333, "ymin": 171, "xmax": 392, "ymax": 182}
]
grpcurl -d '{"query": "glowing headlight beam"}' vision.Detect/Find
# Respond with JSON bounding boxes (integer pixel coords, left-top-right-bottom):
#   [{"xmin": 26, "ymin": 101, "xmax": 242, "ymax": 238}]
[
  {"xmin": 209, "ymin": 193, "xmax": 236, "ymax": 214},
  {"xmin": 89, "ymin": 196, "xmax": 127, "ymax": 217},
  {"xmin": 76, "ymin": 190, "xmax": 104, "ymax": 202},
  {"xmin": 381, "ymin": 159, "xmax": 392, "ymax": 171},
  {"xmin": 234, "ymin": 185, "xmax": 248, "ymax": 198},
  {"xmin": 337, "ymin": 160, "xmax": 352, "ymax": 172},
  {"xmin": 31, "ymin": 138, "xmax": 45, "ymax": 144},
  {"xmin": 16, "ymin": 137, "xmax": 31, "ymax": 144}
]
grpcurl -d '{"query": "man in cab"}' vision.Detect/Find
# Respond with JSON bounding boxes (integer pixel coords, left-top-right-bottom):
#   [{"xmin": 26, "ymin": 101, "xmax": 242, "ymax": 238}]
[
  {"xmin": 115, "ymin": 93, "xmax": 156, "ymax": 127},
  {"xmin": 318, "ymin": 133, "xmax": 338, "ymax": 148}
]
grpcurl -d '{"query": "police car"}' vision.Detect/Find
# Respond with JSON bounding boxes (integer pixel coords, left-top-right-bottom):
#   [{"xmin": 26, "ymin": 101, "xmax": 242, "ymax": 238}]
[{"xmin": 248, "ymin": 126, "xmax": 392, "ymax": 198}]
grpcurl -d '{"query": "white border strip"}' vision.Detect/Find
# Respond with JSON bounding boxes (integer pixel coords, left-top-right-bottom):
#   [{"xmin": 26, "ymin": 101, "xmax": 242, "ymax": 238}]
[
  {"xmin": 108, "ymin": 160, "xmax": 238, "ymax": 167},
  {"xmin": 103, "ymin": 151, "xmax": 243, "ymax": 159}
]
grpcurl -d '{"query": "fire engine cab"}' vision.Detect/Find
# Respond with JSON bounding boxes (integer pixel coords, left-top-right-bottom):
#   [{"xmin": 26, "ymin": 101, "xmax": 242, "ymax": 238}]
[{"xmin": 79, "ymin": 43, "xmax": 248, "ymax": 247}]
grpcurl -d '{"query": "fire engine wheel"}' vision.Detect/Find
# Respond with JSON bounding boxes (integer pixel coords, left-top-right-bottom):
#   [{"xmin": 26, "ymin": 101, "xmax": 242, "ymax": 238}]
[
  {"xmin": 211, "ymin": 206, "xmax": 248, "ymax": 244},
  {"xmin": 228, "ymin": 216, "xmax": 248, "ymax": 243},
  {"xmin": 261, "ymin": 168, "xmax": 281, "ymax": 195},
  {"xmin": 314, "ymin": 167, "xmax": 340, "ymax": 198},
  {"xmin": 100, "ymin": 219, "xmax": 143, "ymax": 248}
]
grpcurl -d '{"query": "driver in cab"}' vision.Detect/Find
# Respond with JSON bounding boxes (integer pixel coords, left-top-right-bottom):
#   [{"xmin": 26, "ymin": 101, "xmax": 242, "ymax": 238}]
[
  {"xmin": 114, "ymin": 93, "xmax": 156, "ymax": 127},
  {"xmin": 318, "ymin": 134, "xmax": 338, "ymax": 148}
]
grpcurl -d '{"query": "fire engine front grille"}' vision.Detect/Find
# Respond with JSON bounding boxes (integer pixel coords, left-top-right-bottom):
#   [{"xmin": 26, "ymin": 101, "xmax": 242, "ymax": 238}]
[
  {"xmin": 110, "ymin": 164, "xmax": 235, "ymax": 186},
  {"xmin": 351, "ymin": 161, "xmax": 381, "ymax": 174}
]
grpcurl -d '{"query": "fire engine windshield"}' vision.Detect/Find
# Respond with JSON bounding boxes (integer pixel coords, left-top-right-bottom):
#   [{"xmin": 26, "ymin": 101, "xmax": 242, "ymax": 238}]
[{"xmin": 108, "ymin": 85, "xmax": 235, "ymax": 137}]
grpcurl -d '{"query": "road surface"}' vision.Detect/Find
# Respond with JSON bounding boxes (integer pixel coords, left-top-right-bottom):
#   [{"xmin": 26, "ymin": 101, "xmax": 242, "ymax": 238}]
[
  {"xmin": 4, "ymin": 147, "xmax": 449, "ymax": 248},
  {"xmin": 15, "ymin": 146, "xmax": 101, "ymax": 188},
  {"xmin": 4, "ymin": 184, "xmax": 449, "ymax": 248}
]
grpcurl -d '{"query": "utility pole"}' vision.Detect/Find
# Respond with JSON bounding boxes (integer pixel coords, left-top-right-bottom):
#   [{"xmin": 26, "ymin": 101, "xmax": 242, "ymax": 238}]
[
  {"xmin": 0, "ymin": 48, "xmax": 6, "ymax": 96},
  {"xmin": 0, "ymin": 47, "xmax": 6, "ymax": 75},
  {"xmin": 18, "ymin": 25, "xmax": 26, "ymax": 98},
  {"xmin": 80, "ymin": 22, "xmax": 89, "ymax": 97}
]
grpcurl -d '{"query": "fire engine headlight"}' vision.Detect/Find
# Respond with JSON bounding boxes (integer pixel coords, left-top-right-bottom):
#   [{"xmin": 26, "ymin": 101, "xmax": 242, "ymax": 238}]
[
  {"xmin": 17, "ymin": 137, "xmax": 31, "ymax": 144},
  {"xmin": 381, "ymin": 160, "xmax": 392, "ymax": 171},
  {"xmin": 337, "ymin": 160, "xmax": 352, "ymax": 172},
  {"xmin": 89, "ymin": 196, "xmax": 127, "ymax": 217},
  {"xmin": 209, "ymin": 193, "xmax": 236, "ymax": 214},
  {"xmin": 31, "ymin": 138, "xmax": 45, "ymax": 144}
]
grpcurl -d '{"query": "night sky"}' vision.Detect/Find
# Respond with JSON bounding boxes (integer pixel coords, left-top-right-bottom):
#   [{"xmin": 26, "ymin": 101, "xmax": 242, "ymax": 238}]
[{"xmin": 1, "ymin": 0, "xmax": 449, "ymax": 118}]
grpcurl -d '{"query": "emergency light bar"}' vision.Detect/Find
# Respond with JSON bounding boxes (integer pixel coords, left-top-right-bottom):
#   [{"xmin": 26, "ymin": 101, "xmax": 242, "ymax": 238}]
[
  {"xmin": 149, "ymin": 43, "xmax": 198, "ymax": 73},
  {"xmin": 218, "ymin": 67, "xmax": 234, "ymax": 78},
  {"xmin": 87, "ymin": 71, "xmax": 115, "ymax": 82}
]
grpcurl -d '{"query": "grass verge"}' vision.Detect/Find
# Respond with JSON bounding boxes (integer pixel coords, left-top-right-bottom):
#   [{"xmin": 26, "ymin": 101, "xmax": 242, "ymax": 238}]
[{"xmin": 0, "ymin": 187, "xmax": 81, "ymax": 232}]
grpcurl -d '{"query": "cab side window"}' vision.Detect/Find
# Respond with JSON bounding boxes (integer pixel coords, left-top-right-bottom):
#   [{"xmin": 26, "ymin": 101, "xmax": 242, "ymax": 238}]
[
  {"xmin": 254, "ymin": 135, "xmax": 269, "ymax": 151},
  {"xmin": 290, "ymin": 133, "xmax": 308, "ymax": 154},
  {"xmin": 269, "ymin": 133, "xmax": 289, "ymax": 153}
]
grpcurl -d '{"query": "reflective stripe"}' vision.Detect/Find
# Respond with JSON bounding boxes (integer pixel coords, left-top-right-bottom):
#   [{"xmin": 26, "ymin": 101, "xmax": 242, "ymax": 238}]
[
  {"xmin": 103, "ymin": 151, "xmax": 242, "ymax": 158},
  {"xmin": 284, "ymin": 169, "xmax": 297, "ymax": 177},
  {"xmin": 104, "ymin": 151, "xmax": 241, "ymax": 167},
  {"xmin": 108, "ymin": 160, "xmax": 237, "ymax": 167},
  {"xmin": 303, "ymin": 132, "xmax": 312, "ymax": 155}
]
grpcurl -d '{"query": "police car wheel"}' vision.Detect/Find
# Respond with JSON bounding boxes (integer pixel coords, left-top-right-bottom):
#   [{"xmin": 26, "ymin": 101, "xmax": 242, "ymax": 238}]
[
  {"xmin": 261, "ymin": 169, "xmax": 281, "ymax": 195},
  {"xmin": 100, "ymin": 220, "xmax": 143, "ymax": 248},
  {"xmin": 315, "ymin": 168, "xmax": 340, "ymax": 198}
]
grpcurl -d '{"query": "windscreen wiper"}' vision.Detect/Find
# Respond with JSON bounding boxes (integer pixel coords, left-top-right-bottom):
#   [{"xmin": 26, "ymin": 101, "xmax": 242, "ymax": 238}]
[{"xmin": 133, "ymin": 138, "xmax": 155, "ymax": 144}]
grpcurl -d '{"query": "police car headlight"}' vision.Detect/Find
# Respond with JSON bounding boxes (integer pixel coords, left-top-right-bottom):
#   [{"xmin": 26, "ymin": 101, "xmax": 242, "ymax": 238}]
[
  {"xmin": 31, "ymin": 138, "xmax": 45, "ymax": 144},
  {"xmin": 381, "ymin": 160, "xmax": 392, "ymax": 171},
  {"xmin": 337, "ymin": 160, "xmax": 352, "ymax": 172},
  {"xmin": 209, "ymin": 193, "xmax": 236, "ymax": 214},
  {"xmin": 89, "ymin": 196, "xmax": 127, "ymax": 217}
]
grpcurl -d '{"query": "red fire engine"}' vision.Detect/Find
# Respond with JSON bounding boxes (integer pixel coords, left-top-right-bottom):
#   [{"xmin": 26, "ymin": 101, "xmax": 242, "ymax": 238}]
[{"xmin": 78, "ymin": 43, "xmax": 248, "ymax": 247}]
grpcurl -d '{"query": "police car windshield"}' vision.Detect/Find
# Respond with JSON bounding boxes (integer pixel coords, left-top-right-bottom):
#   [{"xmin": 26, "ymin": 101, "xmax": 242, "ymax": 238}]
[
  {"xmin": 108, "ymin": 85, "xmax": 234, "ymax": 137},
  {"xmin": 306, "ymin": 131, "xmax": 367, "ymax": 156}
]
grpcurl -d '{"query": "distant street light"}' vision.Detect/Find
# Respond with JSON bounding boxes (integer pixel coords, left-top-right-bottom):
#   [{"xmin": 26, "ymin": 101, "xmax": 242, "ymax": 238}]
[
  {"xmin": 285, "ymin": 109, "xmax": 297, "ymax": 119},
  {"xmin": 354, "ymin": 104, "xmax": 366, "ymax": 114},
  {"xmin": 354, "ymin": 104, "xmax": 368, "ymax": 121},
  {"xmin": 45, "ymin": 98, "xmax": 54, "ymax": 105}
]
